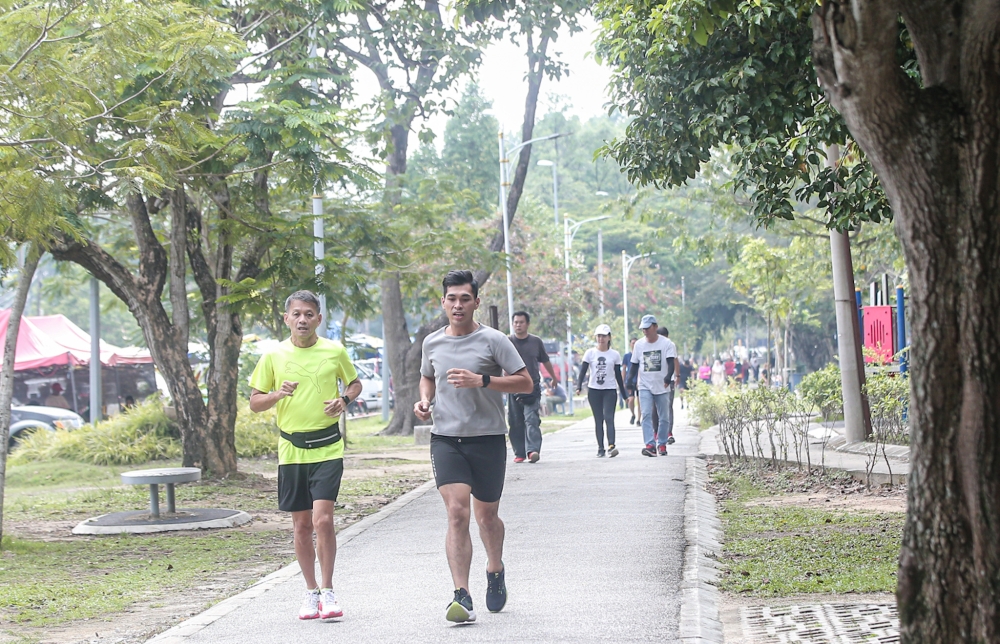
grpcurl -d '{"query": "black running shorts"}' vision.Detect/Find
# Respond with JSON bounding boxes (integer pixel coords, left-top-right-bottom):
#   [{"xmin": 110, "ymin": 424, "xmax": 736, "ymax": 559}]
[
  {"xmin": 277, "ymin": 458, "xmax": 344, "ymax": 512},
  {"xmin": 430, "ymin": 434, "xmax": 507, "ymax": 503}
]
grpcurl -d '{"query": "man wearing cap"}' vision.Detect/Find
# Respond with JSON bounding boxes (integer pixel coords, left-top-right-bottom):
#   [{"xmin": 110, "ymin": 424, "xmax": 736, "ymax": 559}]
[
  {"xmin": 44, "ymin": 383, "xmax": 71, "ymax": 409},
  {"xmin": 507, "ymin": 311, "xmax": 556, "ymax": 463},
  {"xmin": 627, "ymin": 315, "xmax": 679, "ymax": 457}
]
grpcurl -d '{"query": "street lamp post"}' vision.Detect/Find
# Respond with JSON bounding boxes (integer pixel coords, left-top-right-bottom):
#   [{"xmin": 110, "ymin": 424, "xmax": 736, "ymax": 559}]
[
  {"xmin": 564, "ymin": 215, "xmax": 610, "ymax": 414},
  {"xmin": 498, "ymin": 131, "xmax": 569, "ymax": 330},
  {"xmin": 622, "ymin": 250, "xmax": 655, "ymax": 345}
]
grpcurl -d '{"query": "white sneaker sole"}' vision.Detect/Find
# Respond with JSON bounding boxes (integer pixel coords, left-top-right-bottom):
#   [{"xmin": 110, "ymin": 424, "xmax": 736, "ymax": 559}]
[{"xmin": 446, "ymin": 602, "xmax": 477, "ymax": 623}]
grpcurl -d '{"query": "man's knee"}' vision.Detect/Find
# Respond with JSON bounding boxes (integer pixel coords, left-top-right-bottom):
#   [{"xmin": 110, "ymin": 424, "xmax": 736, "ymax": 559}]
[
  {"xmin": 292, "ymin": 510, "xmax": 314, "ymax": 536},
  {"xmin": 312, "ymin": 501, "xmax": 335, "ymax": 531}
]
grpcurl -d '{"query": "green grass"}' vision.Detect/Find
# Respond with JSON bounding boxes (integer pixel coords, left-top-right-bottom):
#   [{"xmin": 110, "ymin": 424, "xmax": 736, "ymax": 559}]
[
  {"xmin": 712, "ymin": 466, "xmax": 903, "ymax": 596},
  {"xmin": 342, "ymin": 415, "xmax": 416, "ymax": 452},
  {"xmin": 0, "ymin": 532, "xmax": 288, "ymax": 626}
]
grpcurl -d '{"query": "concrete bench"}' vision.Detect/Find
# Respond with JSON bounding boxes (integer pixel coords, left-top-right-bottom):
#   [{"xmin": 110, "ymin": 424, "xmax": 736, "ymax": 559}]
[{"xmin": 121, "ymin": 467, "xmax": 201, "ymax": 518}]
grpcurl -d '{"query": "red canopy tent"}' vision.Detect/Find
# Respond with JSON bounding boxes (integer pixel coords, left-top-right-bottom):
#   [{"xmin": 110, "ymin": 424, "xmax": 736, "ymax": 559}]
[{"xmin": 0, "ymin": 310, "xmax": 152, "ymax": 369}]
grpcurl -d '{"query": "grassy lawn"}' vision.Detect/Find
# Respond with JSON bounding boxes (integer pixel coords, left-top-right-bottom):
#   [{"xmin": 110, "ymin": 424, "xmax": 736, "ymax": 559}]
[
  {"xmin": 1, "ymin": 419, "xmax": 429, "ymax": 636},
  {"xmin": 710, "ymin": 464, "xmax": 904, "ymax": 596}
]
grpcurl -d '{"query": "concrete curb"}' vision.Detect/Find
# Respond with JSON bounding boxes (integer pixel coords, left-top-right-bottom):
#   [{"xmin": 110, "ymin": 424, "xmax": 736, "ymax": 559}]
[
  {"xmin": 679, "ymin": 456, "xmax": 724, "ymax": 644},
  {"xmin": 145, "ymin": 479, "xmax": 437, "ymax": 644}
]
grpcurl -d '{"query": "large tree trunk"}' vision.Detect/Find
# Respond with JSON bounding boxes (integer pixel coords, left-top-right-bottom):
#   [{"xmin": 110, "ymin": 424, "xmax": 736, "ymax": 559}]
[
  {"xmin": 380, "ymin": 32, "xmax": 551, "ymax": 436},
  {"xmin": 814, "ymin": 3, "xmax": 1000, "ymax": 641},
  {"xmin": 0, "ymin": 243, "xmax": 41, "ymax": 545}
]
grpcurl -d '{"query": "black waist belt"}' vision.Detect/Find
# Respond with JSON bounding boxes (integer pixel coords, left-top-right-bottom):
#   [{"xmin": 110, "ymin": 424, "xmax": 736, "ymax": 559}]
[{"xmin": 280, "ymin": 423, "xmax": 342, "ymax": 449}]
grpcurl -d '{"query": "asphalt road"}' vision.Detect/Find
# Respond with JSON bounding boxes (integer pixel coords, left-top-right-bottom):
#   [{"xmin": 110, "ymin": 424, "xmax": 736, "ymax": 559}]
[{"xmin": 170, "ymin": 411, "xmax": 688, "ymax": 643}]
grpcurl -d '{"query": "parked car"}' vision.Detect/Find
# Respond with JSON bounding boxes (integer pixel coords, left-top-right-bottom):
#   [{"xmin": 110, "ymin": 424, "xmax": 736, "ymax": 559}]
[
  {"xmin": 8, "ymin": 405, "xmax": 85, "ymax": 449},
  {"xmin": 352, "ymin": 361, "xmax": 390, "ymax": 412}
]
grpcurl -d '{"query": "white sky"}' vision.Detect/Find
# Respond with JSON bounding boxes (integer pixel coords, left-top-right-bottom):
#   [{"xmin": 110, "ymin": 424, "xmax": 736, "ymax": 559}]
[{"xmin": 475, "ymin": 18, "xmax": 613, "ymax": 128}]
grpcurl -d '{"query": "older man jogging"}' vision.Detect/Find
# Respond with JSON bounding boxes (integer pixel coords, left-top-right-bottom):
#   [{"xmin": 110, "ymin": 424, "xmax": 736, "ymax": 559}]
[
  {"xmin": 249, "ymin": 290, "xmax": 362, "ymax": 620},
  {"xmin": 414, "ymin": 270, "xmax": 533, "ymax": 624}
]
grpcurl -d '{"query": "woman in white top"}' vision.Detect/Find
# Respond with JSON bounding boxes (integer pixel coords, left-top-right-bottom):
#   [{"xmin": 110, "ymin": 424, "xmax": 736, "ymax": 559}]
[{"xmin": 576, "ymin": 324, "xmax": 628, "ymax": 457}]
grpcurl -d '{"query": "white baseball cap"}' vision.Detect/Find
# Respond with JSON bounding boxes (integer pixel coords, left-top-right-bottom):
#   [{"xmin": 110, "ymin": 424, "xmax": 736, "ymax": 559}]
[
  {"xmin": 594, "ymin": 324, "xmax": 612, "ymax": 336},
  {"xmin": 639, "ymin": 314, "xmax": 657, "ymax": 329}
]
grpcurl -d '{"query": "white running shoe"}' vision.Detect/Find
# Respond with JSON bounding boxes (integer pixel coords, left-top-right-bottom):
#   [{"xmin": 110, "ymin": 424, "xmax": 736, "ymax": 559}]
[
  {"xmin": 319, "ymin": 588, "xmax": 343, "ymax": 619},
  {"xmin": 299, "ymin": 589, "xmax": 321, "ymax": 620}
]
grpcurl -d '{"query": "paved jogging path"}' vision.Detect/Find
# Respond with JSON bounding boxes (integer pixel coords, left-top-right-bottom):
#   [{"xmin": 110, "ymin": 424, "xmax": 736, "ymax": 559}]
[{"xmin": 150, "ymin": 411, "xmax": 694, "ymax": 644}]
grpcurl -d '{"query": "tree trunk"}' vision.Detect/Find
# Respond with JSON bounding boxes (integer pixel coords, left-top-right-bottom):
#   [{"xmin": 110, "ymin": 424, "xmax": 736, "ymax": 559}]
[
  {"xmin": 380, "ymin": 31, "xmax": 551, "ymax": 436},
  {"xmin": 814, "ymin": 3, "xmax": 1000, "ymax": 640},
  {"xmin": 0, "ymin": 243, "xmax": 41, "ymax": 545}
]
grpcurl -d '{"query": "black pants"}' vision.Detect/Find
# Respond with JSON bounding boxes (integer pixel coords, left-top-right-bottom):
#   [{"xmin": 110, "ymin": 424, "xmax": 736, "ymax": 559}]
[{"xmin": 588, "ymin": 388, "xmax": 618, "ymax": 450}]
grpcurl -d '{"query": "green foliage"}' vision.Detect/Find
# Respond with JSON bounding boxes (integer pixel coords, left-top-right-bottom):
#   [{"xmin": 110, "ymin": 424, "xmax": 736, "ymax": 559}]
[
  {"xmin": 234, "ymin": 402, "xmax": 279, "ymax": 458},
  {"xmin": 864, "ymin": 370, "xmax": 910, "ymax": 446},
  {"xmin": 686, "ymin": 380, "xmax": 731, "ymax": 429},
  {"xmin": 798, "ymin": 363, "xmax": 844, "ymax": 422},
  {"xmin": 9, "ymin": 399, "xmax": 180, "ymax": 466},
  {"xmin": 593, "ymin": 0, "xmax": 895, "ymax": 230}
]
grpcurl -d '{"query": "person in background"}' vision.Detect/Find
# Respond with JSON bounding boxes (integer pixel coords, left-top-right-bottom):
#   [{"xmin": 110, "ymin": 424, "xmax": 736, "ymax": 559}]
[
  {"xmin": 622, "ymin": 337, "xmax": 638, "ymax": 424},
  {"xmin": 627, "ymin": 315, "xmax": 678, "ymax": 457},
  {"xmin": 507, "ymin": 311, "xmax": 556, "ymax": 464},
  {"xmin": 542, "ymin": 379, "xmax": 567, "ymax": 416},
  {"xmin": 576, "ymin": 324, "xmax": 627, "ymax": 458},
  {"xmin": 678, "ymin": 358, "xmax": 694, "ymax": 409},
  {"xmin": 711, "ymin": 359, "xmax": 726, "ymax": 387},
  {"xmin": 698, "ymin": 359, "xmax": 712, "ymax": 384},
  {"xmin": 44, "ymin": 383, "xmax": 71, "ymax": 409}
]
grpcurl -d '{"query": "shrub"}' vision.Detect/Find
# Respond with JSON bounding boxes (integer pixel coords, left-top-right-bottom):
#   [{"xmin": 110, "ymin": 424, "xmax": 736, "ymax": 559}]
[
  {"xmin": 798, "ymin": 363, "xmax": 843, "ymax": 421},
  {"xmin": 10, "ymin": 398, "xmax": 181, "ymax": 466},
  {"xmin": 864, "ymin": 371, "xmax": 910, "ymax": 445},
  {"xmin": 235, "ymin": 402, "xmax": 278, "ymax": 458},
  {"xmin": 686, "ymin": 380, "xmax": 730, "ymax": 429}
]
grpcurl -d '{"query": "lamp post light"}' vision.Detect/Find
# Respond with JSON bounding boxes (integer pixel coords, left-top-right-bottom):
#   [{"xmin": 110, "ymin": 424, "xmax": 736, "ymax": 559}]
[
  {"xmin": 498, "ymin": 131, "xmax": 569, "ymax": 330},
  {"xmin": 622, "ymin": 250, "xmax": 655, "ymax": 346},
  {"xmin": 564, "ymin": 215, "xmax": 610, "ymax": 414}
]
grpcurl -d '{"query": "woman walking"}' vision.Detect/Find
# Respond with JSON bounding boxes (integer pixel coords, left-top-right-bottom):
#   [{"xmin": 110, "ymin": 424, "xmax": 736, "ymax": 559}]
[{"xmin": 576, "ymin": 324, "xmax": 628, "ymax": 457}]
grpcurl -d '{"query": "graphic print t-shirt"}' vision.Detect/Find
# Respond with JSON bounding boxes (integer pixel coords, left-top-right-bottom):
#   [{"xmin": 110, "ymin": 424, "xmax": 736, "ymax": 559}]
[
  {"xmin": 630, "ymin": 336, "xmax": 677, "ymax": 395},
  {"xmin": 249, "ymin": 337, "xmax": 357, "ymax": 465},
  {"xmin": 583, "ymin": 348, "xmax": 622, "ymax": 390}
]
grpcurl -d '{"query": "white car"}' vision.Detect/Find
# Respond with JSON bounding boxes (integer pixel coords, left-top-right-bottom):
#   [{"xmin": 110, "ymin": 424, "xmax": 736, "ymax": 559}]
[{"xmin": 352, "ymin": 361, "xmax": 389, "ymax": 411}]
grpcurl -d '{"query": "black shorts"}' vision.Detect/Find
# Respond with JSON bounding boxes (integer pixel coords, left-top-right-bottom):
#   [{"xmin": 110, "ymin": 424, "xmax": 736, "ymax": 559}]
[
  {"xmin": 277, "ymin": 459, "xmax": 344, "ymax": 512},
  {"xmin": 430, "ymin": 434, "xmax": 506, "ymax": 503}
]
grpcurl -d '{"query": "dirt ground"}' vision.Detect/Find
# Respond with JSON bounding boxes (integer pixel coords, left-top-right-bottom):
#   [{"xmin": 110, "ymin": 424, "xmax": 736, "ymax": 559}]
[{"xmin": 1, "ymin": 456, "xmax": 432, "ymax": 644}]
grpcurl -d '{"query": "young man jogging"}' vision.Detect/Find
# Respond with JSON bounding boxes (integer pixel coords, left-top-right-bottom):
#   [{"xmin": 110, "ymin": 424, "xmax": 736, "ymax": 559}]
[
  {"xmin": 249, "ymin": 291, "xmax": 362, "ymax": 620},
  {"xmin": 414, "ymin": 270, "xmax": 533, "ymax": 624},
  {"xmin": 627, "ymin": 315, "xmax": 679, "ymax": 457},
  {"xmin": 508, "ymin": 311, "xmax": 556, "ymax": 463}
]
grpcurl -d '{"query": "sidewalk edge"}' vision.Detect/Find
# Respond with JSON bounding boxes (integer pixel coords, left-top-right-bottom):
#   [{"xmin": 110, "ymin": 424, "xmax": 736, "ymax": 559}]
[
  {"xmin": 144, "ymin": 478, "xmax": 437, "ymax": 644},
  {"xmin": 679, "ymin": 456, "xmax": 724, "ymax": 644}
]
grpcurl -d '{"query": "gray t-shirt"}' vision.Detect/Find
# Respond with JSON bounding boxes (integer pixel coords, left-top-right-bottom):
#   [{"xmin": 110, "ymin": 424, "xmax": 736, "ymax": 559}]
[
  {"xmin": 507, "ymin": 333, "xmax": 550, "ymax": 387},
  {"xmin": 421, "ymin": 324, "xmax": 527, "ymax": 437}
]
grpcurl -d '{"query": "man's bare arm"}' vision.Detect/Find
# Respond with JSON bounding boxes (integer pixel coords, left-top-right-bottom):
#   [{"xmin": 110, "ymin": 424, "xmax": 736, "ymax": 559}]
[
  {"xmin": 414, "ymin": 375, "xmax": 436, "ymax": 420},
  {"xmin": 446, "ymin": 367, "xmax": 532, "ymax": 393},
  {"xmin": 249, "ymin": 382, "xmax": 297, "ymax": 413}
]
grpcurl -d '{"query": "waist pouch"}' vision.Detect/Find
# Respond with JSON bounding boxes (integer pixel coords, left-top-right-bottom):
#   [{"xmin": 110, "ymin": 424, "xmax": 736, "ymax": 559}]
[
  {"xmin": 512, "ymin": 383, "xmax": 541, "ymax": 405},
  {"xmin": 280, "ymin": 423, "xmax": 342, "ymax": 449}
]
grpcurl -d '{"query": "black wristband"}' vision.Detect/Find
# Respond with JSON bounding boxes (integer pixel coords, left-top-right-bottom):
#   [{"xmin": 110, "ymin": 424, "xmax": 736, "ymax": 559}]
[
  {"xmin": 481, "ymin": 374, "xmax": 491, "ymax": 388},
  {"xmin": 342, "ymin": 395, "xmax": 351, "ymax": 406}
]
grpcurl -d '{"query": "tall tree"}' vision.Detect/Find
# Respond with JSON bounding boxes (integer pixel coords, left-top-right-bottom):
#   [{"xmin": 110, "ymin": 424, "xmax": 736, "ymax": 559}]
[{"xmin": 596, "ymin": 0, "xmax": 1000, "ymax": 638}]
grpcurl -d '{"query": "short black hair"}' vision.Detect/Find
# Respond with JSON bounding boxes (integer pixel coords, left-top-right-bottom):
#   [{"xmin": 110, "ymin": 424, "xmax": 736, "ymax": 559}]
[
  {"xmin": 442, "ymin": 270, "xmax": 478, "ymax": 297},
  {"xmin": 512, "ymin": 311, "xmax": 530, "ymax": 324},
  {"xmin": 285, "ymin": 290, "xmax": 321, "ymax": 312},
  {"xmin": 657, "ymin": 327, "xmax": 670, "ymax": 337}
]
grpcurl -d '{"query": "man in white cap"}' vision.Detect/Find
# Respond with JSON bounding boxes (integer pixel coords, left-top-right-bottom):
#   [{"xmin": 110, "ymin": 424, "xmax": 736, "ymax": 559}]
[{"xmin": 626, "ymin": 315, "xmax": 678, "ymax": 456}]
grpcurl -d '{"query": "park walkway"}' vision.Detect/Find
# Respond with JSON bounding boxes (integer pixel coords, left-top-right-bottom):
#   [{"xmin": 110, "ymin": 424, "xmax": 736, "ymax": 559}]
[{"xmin": 149, "ymin": 411, "xmax": 695, "ymax": 644}]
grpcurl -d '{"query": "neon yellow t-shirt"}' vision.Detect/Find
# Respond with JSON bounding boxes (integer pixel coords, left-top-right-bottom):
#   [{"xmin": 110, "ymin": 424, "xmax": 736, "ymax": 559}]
[{"xmin": 249, "ymin": 337, "xmax": 358, "ymax": 465}]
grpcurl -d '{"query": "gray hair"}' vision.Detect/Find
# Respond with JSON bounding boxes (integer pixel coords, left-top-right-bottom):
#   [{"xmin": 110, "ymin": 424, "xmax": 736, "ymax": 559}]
[{"xmin": 285, "ymin": 290, "xmax": 322, "ymax": 312}]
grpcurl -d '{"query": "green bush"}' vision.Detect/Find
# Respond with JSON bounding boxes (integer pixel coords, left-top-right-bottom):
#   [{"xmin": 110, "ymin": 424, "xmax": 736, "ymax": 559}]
[
  {"xmin": 235, "ymin": 402, "xmax": 278, "ymax": 458},
  {"xmin": 687, "ymin": 380, "xmax": 732, "ymax": 429},
  {"xmin": 10, "ymin": 398, "xmax": 181, "ymax": 466},
  {"xmin": 864, "ymin": 370, "xmax": 910, "ymax": 445},
  {"xmin": 798, "ymin": 363, "xmax": 843, "ymax": 421}
]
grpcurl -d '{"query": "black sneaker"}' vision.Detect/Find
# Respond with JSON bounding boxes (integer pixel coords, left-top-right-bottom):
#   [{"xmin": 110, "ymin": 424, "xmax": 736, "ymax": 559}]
[
  {"xmin": 597, "ymin": 449, "xmax": 606, "ymax": 457},
  {"xmin": 629, "ymin": 413, "xmax": 636, "ymax": 425},
  {"xmin": 446, "ymin": 588, "xmax": 476, "ymax": 623},
  {"xmin": 641, "ymin": 444, "xmax": 657, "ymax": 457},
  {"xmin": 486, "ymin": 565, "xmax": 507, "ymax": 613},
  {"xmin": 667, "ymin": 434, "xmax": 676, "ymax": 445},
  {"xmin": 608, "ymin": 445, "xmax": 619, "ymax": 458}
]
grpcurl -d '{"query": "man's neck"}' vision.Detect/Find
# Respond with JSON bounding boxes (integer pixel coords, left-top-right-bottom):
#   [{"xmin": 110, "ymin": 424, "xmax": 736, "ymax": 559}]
[
  {"xmin": 290, "ymin": 334, "xmax": 319, "ymax": 348},
  {"xmin": 447, "ymin": 321, "xmax": 479, "ymax": 337},
  {"xmin": 514, "ymin": 331, "xmax": 529, "ymax": 340}
]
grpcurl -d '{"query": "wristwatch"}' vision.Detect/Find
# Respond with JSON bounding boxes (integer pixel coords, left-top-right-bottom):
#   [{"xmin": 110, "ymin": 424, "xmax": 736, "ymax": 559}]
[
  {"xmin": 341, "ymin": 395, "xmax": 351, "ymax": 406},
  {"xmin": 481, "ymin": 374, "xmax": 491, "ymax": 388}
]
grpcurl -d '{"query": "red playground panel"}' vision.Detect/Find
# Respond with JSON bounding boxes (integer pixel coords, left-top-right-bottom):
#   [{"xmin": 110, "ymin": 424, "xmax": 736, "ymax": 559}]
[{"xmin": 863, "ymin": 306, "xmax": 895, "ymax": 363}]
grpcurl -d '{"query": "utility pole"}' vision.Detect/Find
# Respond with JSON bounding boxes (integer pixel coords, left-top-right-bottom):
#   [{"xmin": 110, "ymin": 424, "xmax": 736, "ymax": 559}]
[
  {"xmin": 597, "ymin": 228, "xmax": 604, "ymax": 317},
  {"xmin": 827, "ymin": 144, "xmax": 871, "ymax": 442},
  {"xmin": 89, "ymin": 277, "xmax": 102, "ymax": 423}
]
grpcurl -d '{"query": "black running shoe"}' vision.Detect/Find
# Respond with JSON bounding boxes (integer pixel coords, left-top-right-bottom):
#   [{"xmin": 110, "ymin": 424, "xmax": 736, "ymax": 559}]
[
  {"xmin": 486, "ymin": 565, "xmax": 507, "ymax": 613},
  {"xmin": 641, "ymin": 443, "xmax": 657, "ymax": 457},
  {"xmin": 446, "ymin": 588, "xmax": 476, "ymax": 623},
  {"xmin": 629, "ymin": 413, "xmax": 636, "ymax": 425},
  {"xmin": 608, "ymin": 445, "xmax": 619, "ymax": 458},
  {"xmin": 667, "ymin": 434, "xmax": 676, "ymax": 445},
  {"xmin": 597, "ymin": 449, "xmax": 606, "ymax": 457}
]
